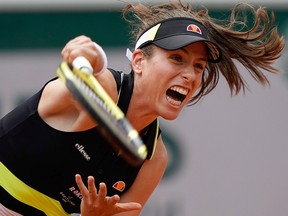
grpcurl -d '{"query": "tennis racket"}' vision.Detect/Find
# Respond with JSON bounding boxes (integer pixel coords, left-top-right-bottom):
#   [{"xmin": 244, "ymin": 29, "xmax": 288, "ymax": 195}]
[{"xmin": 56, "ymin": 56, "xmax": 147, "ymax": 166}]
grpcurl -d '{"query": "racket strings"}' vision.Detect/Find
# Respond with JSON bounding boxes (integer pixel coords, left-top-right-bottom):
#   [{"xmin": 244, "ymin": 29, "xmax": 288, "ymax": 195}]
[
  {"xmin": 76, "ymin": 75, "xmax": 134, "ymax": 139},
  {"xmin": 78, "ymin": 75, "xmax": 145, "ymax": 154},
  {"xmin": 78, "ymin": 77, "xmax": 117, "ymax": 122},
  {"xmin": 57, "ymin": 62, "xmax": 147, "ymax": 164}
]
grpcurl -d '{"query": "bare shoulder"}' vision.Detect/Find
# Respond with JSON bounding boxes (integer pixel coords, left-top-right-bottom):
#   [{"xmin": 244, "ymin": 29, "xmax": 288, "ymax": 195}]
[
  {"xmin": 138, "ymin": 136, "xmax": 168, "ymax": 177},
  {"xmin": 151, "ymin": 136, "xmax": 168, "ymax": 166},
  {"xmin": 38, "ymin": 70, "xmax": 119, "ymax": 131},
  {"xmin": 38, "ymin": 78, "xmax": 82, "ymax": 131},
  {"xmin": 38, "ymin": 78, "xmax": 75, "ymax": 116}
]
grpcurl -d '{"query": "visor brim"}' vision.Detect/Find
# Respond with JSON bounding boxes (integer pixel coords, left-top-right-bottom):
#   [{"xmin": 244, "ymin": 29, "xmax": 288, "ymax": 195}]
[{"xmin": 152, "ymin": 35, "xmax": 221, "ymax": 62}]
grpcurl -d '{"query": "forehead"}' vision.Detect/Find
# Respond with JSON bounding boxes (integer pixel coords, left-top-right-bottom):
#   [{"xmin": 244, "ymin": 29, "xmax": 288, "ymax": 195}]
[
  {"xmin": 185, "ymin": 42, "xmax": 209, "ymax": 54},
  {"xmin": 167, "ymin": 42, "xmax": 209, "ymax": 59}
]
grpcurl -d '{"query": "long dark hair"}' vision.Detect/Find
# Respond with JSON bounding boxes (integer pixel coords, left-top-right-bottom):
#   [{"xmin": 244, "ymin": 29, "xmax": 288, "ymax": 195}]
[{"xmin": 123, "ymin": 0, "xmax": 285, "ymax": 104}]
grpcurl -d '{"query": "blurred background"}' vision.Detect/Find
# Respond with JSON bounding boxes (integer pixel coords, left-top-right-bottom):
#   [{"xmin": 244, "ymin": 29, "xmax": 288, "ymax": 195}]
[{"xmin": 0, "ymin": 0, "xmax": 287, "ymax": 215}]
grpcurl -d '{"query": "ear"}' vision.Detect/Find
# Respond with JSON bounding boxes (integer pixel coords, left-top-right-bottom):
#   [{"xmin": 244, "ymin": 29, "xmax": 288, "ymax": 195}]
[{"xmin": 131, "ymin": 49, "xmax": 144, "ymax": 74}]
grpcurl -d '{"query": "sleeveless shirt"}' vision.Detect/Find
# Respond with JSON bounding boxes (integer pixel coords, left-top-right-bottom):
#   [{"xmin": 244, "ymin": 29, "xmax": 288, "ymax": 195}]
[{"xmin": 0, "ymin": 69, "xmax": 159, "ymax": 215}]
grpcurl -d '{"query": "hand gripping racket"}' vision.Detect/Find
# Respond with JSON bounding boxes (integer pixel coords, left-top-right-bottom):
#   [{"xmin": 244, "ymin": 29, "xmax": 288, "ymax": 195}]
[{"xmin": 56, "ymin": 57, "xmax": 147, "ymax": 166}]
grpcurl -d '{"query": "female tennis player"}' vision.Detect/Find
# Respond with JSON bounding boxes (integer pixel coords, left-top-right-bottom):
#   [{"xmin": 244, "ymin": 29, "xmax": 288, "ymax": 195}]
[{"xmin": 0, "ymin": 1, "xmax": 285, "ymax": 215}]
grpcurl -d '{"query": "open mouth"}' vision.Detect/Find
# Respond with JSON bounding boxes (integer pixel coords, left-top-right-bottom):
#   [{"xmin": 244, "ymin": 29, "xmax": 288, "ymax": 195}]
[{"xmin": 166, "ymin": 86, "xmax": 189, "ymax": 106}]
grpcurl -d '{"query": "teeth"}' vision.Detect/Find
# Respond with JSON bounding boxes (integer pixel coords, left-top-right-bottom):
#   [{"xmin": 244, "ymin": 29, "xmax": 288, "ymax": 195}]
[
  {"xmin": 170, "ymin": 86, "xmax": 188, "ymax": 95},
  {"xmin": 166, "ymin": 95, "xmax": 181, "ymax": 106},
  {"xmin": 166, "ymin": 86, "xmax": 190, "ymax": 106}
]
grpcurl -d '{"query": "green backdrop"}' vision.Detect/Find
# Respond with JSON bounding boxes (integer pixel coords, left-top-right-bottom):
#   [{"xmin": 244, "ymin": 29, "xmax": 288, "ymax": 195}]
[{"xmin": 0, "ymin": 9, "xmax": 287, "ymax": 50}]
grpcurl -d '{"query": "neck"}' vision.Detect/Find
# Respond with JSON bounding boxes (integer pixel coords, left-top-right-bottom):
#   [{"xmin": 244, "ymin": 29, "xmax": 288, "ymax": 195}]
[{"xmin": 126, "ymin": 96, "xmax": 158, "ymax": 132}]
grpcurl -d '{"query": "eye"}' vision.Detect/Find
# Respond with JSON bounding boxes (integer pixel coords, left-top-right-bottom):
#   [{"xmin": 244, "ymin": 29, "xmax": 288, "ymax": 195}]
[
  {"xmin": 170, "ymin": 55, "xmax": 183, "ymax": 63},
  {"xmin": 194, "ymin": 63, "xmax": 206, "ymax": 73}
]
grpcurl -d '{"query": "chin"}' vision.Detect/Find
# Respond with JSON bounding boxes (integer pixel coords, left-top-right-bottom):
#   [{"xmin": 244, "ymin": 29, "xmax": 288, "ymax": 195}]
[
  {"xmin": 158, "ymin": 102, "xmax": 183, "ymax": 120},
  {"xmin": 160, "ymin": 112, "xmax": 179, "ymax": 121}
]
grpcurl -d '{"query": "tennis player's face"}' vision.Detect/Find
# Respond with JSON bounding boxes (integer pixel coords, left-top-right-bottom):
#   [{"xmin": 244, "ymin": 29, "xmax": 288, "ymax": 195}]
[{"xmin": 140, "ymin": 42, "xmax": 208, "ymax": 120}]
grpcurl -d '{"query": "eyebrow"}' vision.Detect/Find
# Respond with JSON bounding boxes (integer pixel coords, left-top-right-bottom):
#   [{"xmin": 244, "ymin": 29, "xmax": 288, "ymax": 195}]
[{"xmin": 180, "ymin": 47, "xmax": 208, "ymax": 62}]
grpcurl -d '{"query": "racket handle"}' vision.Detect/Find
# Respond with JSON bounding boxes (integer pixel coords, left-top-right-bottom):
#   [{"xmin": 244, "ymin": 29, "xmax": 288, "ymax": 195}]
[
  {"xmin": 72, "ymin": 56, "xmax": 93, "ymax": 74},
  {"xmin": 72, "ymin": 43, "xmax": 107, "ymax": 75}
]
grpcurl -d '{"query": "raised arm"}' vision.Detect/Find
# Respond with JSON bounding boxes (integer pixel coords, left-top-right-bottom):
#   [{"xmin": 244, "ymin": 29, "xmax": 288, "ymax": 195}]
[{"xmin": 38, "ymin": 35, "xmax": 118, "ymax": 132}]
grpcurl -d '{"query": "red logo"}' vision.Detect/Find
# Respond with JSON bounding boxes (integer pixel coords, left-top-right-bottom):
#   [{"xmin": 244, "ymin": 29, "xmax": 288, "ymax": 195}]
[
  {"xmin": 187, "ymin": 24, "xmax": 202, "ymax": 34},
  {"xmin": 112, "ymin": 181, "xmax": 126, "ymax": 192}
]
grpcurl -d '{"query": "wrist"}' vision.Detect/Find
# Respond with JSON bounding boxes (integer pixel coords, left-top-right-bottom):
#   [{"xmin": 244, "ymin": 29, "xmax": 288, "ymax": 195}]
[{"xmin": 93, "ymin": 42, "xmax": 108, "ymax": 75}]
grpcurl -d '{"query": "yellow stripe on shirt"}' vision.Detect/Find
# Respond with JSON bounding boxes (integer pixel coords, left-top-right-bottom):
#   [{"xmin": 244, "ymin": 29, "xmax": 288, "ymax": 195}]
[{"xmin": 0, "ymin": 162, "xmax": 69, "ymax": 216}]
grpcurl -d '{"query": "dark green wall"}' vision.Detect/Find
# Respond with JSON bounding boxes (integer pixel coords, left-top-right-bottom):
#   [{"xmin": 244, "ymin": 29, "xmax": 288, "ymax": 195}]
[
  {"xmin": 0, "ymin": 11, "xmax": 129, "ymax": 49},
  {"xmin": 0, "ymin": 9, "xmax": 287, "ymax": 50}
]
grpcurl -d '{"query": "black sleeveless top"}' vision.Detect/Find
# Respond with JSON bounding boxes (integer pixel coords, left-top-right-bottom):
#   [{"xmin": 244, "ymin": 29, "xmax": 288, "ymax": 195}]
[{"xmin": 0, "ymin": 69, "xmax": 159, "ymax": 215}]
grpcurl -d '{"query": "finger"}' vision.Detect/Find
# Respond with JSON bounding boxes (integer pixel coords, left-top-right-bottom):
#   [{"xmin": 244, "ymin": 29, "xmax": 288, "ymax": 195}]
[
  {"xmin": 72, "ymin": 35, "xmax": 92, "ymax": 44},
  {"xmin": 106, "ymin": 194, "xmax": 120, "ymax": 206},
  {"xmin": 65, "ymin": 35, "xmax": 92, "ymax": 47},
  {"xmin": 75, "ymin": 174, "xmax": 89, "ymax": 197},
  {"xmin": 61, "ymin": 36, "xmax": 93, "ymax": 61},
  {"xmin": 87, "ymin": 176, "xmax": 98, "ymax": 200},
  {"xmin": 97, "ymin": 182, "xmax": 107, "ymax": 204},
  {"xmin": 117, "ymin": 202, "xmax": 142, "ymax": 212},
  {"xmin": 68, "ymin": 45, "xmax": 96, "ymax": 66}
]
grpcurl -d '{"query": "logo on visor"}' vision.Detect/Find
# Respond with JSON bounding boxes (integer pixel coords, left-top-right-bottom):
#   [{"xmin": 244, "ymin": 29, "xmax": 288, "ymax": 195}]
[{"xmin": 187, "ymin": 24, "xmax": 202, "ymax": 35}]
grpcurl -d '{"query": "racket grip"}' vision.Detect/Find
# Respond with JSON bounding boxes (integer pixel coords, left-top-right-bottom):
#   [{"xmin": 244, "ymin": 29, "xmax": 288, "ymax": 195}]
[
  {"xmin": 72, "ymin": 43, "xmax": 107, "ymax": 75},
  {"xmin": 72, "ymin": 56, "xmax": 93, "ymax": 74}
]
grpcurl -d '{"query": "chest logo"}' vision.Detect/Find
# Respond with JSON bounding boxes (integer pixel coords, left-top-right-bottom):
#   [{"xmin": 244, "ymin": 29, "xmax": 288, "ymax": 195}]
[
  {"xmin": 75, "ymin": 143, "xmax": 91, "ymax": 161},
  {"xmin": 112, "ymin": 181, "xmax": 126, "ymax": 192}
]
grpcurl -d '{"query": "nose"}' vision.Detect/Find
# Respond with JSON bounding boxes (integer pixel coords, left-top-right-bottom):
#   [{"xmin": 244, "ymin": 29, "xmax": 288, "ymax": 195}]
[{"xmin": 181, "ymin": 68, "xmax": 196, "ymax": 82}]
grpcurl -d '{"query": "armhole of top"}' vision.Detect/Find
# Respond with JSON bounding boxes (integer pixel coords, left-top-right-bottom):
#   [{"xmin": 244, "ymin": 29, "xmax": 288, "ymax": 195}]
[
  {"xmin": 107, "ymin": 69, "xmax": 160, "ymax": 160},
  {"xmin": 117, "ymin": 73, "xmax": 125, "ymax": 104},
  {"xmin": 109, "ymin": 69, "xmax": 134, "ymax": 115},
  {"xmin": 145, "ymin": 118, "xmax": 160, "ymax": 160}
]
